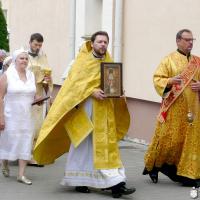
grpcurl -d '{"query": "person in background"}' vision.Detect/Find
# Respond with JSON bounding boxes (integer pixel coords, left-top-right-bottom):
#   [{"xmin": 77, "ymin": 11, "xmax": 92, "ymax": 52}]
[
  {"xmin": 27, "ymin": 33, "xmax": 53, "ymax": 167},
  {"xmin": 0, "ymin": 49, "xmax": 7, "ymax": 75},
  {"xmin": 2, "ymin": 56, "xmax": 12, "ymax": 73}
]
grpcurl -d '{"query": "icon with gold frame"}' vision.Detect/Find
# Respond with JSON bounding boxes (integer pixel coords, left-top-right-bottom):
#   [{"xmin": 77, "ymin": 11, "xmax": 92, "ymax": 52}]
[{"xmin": 101, "ymin": 62, "xmax": 123, "ymax": 97}]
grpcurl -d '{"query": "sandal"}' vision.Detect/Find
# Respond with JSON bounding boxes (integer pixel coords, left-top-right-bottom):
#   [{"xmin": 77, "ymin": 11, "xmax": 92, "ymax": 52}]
[{"xmin": 2, "ymin": 161, "xmax": 10, "ymax": 177}]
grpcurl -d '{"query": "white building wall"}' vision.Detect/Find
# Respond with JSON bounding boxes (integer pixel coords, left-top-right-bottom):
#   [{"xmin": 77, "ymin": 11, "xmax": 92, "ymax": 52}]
[
  {"xmin": 75, "ymin": 0, "xmax": 103, "ymax": 53},
  {"xmin": 75, "ymin": 0, "xmax": 87, "ymax": 54},
  {"xmin": 5, "ymin": 0, "xmax": 71, "ymax": 85},
  {"xmin": 3, "ymin": 0, "xmax": 200, "ymax": 101},
  {"xmin": 123, "ymin": 0, "xmax": 200, "ymax": 102}
]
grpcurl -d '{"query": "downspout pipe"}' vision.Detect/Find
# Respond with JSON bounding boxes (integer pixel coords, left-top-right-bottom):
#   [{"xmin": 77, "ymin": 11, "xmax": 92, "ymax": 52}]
[
  {"xmin": 113, "ymin": 0, "xmax": 123, "ymax": 62},
  {"xmin": 62, "ymin": 0, "xmax": 76, "ymax": 79},
  {"xmin": 68, "ymin": 0, "xmax": 76, "ymax": 60}
]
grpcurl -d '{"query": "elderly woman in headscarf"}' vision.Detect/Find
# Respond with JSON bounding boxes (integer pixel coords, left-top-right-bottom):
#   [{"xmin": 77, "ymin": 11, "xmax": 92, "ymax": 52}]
[{"xmin": 0, "ymin": 48, "xmax": 38, "ymax": 185}]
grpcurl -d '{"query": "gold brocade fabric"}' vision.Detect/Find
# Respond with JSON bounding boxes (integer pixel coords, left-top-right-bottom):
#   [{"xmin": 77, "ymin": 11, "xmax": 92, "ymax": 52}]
[
  {"xmin": 33, "ymin": 41, "xmax": 130, "ymax": 169},
  {"xmin": 28, "ymin": 54, "xmax": 53, "ymax": 139},
  {"xmin": 93, "ymin": 98, "xmax": 130, "ymax": 169},
  {"xmin": 28, "ymin": 53, "xmax": 53, "ymax": 94},
  {"xmin": 145, "ymin": 51, "xmax": 200, "ymax": 179}
]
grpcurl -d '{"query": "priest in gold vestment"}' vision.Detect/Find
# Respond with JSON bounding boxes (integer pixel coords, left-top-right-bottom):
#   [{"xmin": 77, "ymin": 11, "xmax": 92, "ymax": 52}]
[
  {"xmin": 34, "ymin": 31, "xmax": 135, "ymax": 198},
  {"xmin": 28, "ymin": 33, "xmax": 53, "ymax": 166},
  {"xmin": 143, "ymin": 29, "xmax": 200, "ymax": 187}
]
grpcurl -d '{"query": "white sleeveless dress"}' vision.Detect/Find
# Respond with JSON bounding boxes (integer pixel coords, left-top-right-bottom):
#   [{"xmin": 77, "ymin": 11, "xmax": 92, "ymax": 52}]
[{"xmin": 0, "ymin": 66, "xmax": 36, "ymax": 161}]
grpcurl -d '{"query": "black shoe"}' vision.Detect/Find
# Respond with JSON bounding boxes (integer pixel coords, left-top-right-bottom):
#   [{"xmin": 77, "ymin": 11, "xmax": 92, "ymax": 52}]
[
  {"xmin": 75, "ymin": 186, "xmax": 90, "ymax": 193},
  {"xmin": 181, "ymin": 179, "xmax": 197, "ymax": 187},
  {"xmin": 27, "ymin": 163, "xmax": 44, "ymax": 167},
  {"xmin": 142, "ymin": 167, "xmax": 149, "ymax": 175},
  {"xmin": 111, "ymin": 182, "xmax": 136, "ymax": 198},
  {"xmin": 101, "ymin": 187, "xmax": 122, "ymax": 198},
  {"xmin": 112, "ymin": 192, "xmax": 122, "ymax": 198},
  {"xmin": 149, "ymin": 171, "xmax": 158, "ymax": 183},
  {"xmin": 118, "ymin": 185, "xmax": 136, "ymax": 195},
  {"xmin": 112, "ymin": 187, "xmax": 136, "ymax": 198},
  {"xmin": 159, "ymin": 164, "xmax": 183, "ymax": 182},
  {"xmin": 143, "ymin": 167, "xmax": 158, "ymax": 183}
]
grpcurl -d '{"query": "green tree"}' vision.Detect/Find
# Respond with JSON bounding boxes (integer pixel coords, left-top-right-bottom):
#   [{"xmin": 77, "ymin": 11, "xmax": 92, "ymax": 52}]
[{"xmin": 0, "ymin": 4, "xmax": 9, "ymax": 51}]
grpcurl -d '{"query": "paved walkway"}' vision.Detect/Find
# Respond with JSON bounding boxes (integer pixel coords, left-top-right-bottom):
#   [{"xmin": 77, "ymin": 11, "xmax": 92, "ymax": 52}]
[{"xmin": 0, "ymin": 140, "xmax": 193, "ymax": 200}]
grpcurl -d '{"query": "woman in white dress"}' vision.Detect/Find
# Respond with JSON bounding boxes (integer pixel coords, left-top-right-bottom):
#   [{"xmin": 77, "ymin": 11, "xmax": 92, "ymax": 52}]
[{"xmin": 0, "ymin": 49, "xmax": 36, "ymax": 185}]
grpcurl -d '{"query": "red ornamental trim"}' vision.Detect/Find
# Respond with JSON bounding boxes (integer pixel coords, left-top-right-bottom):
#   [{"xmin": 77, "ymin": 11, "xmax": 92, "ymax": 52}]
[{"xmin": 157, "ymin": 56, "xmax": 200, "ymax": 123}]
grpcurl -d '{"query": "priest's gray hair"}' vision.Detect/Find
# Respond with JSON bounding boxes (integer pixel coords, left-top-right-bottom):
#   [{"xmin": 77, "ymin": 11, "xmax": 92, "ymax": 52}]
[{"xmin": 176, "ymin": 29, "xmax": 192, "ymax": 40}]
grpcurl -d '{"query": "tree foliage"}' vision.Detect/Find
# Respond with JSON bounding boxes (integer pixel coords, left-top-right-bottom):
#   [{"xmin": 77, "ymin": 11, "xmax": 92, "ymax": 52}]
[{"xmin": 0, "ymin": 4, "xmax": 9, "ymax": 51}]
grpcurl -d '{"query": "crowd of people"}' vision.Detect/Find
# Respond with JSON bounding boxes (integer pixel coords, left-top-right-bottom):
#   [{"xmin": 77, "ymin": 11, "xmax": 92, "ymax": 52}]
[{"xmin": 0, "ymin": 29, "xmax": 200, "ymax": 198}]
